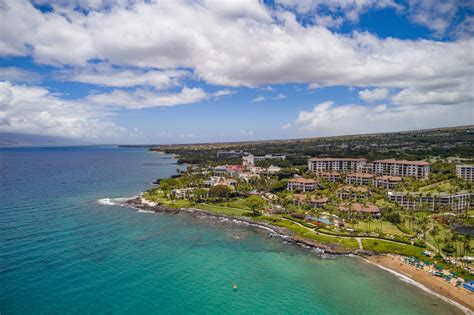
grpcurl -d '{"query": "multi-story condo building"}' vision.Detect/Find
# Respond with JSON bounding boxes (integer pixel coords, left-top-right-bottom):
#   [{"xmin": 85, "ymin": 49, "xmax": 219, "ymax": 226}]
[
  {"xmin": 338, "ymin": 203, "xmax": 380, "ymax": 217},
  {"xmin": 357, "ymin": 163, "xmax": 374, "ymax": 174},
  {"xmin": 373, "ymin": 176, "xmax": 403, "ymax": 189},
  {"xmin": 345, "ymin": 172, "xmax": 374, "ymax": 185},
  {"xmin": 388, "ymin": 191, "xmax": 472, "ymax": 213},
  {"xmin": 286, "ymin": 178, "xmax": 319, "ymax": 192},
  {"xmin": 373, "ymin": 159, "xmax": 430, "ymax": 178},
  {"xmin": 293, "ymin": 194, "xmax": 328, "ymax": 209},
  {"xmin": 308, "ymin": 157, "xmax": 367, "ymax": 173},
  {"xmin": 337, "ymin": 186, "xmax": 370, "ymax": 200},
  {"xmin": 213, "ymin": 165, "xmax": 245, "ymax": 177},
  {"xmin": 456, "ymin": 165, "xmax": 474, "ymax": 182},
  {"xmin": 317, "ymin": 171, "xmax": 341, "ymax": 182}
]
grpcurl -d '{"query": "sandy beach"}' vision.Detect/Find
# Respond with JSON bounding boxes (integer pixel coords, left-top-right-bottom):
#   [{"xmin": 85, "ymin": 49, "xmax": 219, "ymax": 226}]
[
  {"xmin": 128, "ymin": 196, "xmax": 474, "ymax": 313},
  {"xmin": 367, "ymin": 254, "xmax": 474, "ymax": 313}
]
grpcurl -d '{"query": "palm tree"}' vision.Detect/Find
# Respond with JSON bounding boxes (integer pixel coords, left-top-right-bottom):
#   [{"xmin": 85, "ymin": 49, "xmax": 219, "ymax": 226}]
[{"xmin": 461, "ymin": 236, "xmax": 471, "ymax": 266}]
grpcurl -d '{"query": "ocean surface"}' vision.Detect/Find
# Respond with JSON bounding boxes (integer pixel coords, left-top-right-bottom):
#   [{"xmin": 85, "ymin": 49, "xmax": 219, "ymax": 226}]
[{"xmin": 0, "ymin": 146, "xmax": 460, "ymax": 314}]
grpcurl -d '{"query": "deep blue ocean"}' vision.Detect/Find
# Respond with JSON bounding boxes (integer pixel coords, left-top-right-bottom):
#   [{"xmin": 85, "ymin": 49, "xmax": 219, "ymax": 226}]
[{"xmin": 0, "ymin": 146, "xmax": 460, "ymax": 314}]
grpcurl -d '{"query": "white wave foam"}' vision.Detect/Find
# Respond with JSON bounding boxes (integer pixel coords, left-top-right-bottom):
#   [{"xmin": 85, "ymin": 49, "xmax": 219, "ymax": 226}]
[
  {"xmin": 137, "ymin": 209, "xmax": 155, "ymax": 214},
  {"xmin": 366, "ymin": 260, "xmax": 473, "ymax": 314},
  {"xmin": 96, "ymin": 197, "xmax": 128, "ymax": 206}
]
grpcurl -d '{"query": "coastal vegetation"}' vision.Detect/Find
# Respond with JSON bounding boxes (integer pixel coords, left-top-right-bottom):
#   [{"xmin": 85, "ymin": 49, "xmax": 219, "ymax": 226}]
[
  {"xmin": 147, "ymin": 126, "xmax": 474, "ymax": 165},
  {"xmin": 139, "ymin": 126, "xmax": 473, "ymax": 281}
]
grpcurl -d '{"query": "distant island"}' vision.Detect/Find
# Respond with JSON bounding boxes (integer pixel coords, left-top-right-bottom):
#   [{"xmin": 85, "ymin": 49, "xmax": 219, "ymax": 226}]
[
  {"xmin": 122, "ymin": 125, "xmax": 474, "ymax": 311},
  {"xmin": 0, "ymin": 132, "xmax": 93, "ymax": 147}
]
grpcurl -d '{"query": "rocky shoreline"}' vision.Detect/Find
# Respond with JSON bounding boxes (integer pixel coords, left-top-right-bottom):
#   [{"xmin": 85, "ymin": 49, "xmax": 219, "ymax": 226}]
[
  {"xmin": 125, "ymin": 196, "xmax": 369, "ymax": 256},
  {"xmin": 123, "ymin": 196, "xmax": 471, "ymax": 313}
]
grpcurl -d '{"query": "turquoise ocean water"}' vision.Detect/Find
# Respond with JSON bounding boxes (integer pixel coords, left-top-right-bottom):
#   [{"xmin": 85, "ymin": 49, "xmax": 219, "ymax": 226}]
[{"xmin": 0, "ymin": 147, "xmax": 460, "ymax": 314}]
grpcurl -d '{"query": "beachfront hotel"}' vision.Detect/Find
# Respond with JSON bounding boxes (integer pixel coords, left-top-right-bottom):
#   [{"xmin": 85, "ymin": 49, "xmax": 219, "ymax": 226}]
[
  {"xmin": 308, "ymin": 157, "xmax": 367, "ymax": 173},
  {"xmin": 286, "ymin": 178, "xmax": 319, "ymax": 192},
  {"xmin": 387, "ymin": 191, "xmax": 472, "ymax": 213},
  {"xmin": 456, "ymin": 165, "xmax": 474, "ymax": 182},
  {"xmin": 372, "ymin": 159, "xmax": 431, "ymax": 178}
]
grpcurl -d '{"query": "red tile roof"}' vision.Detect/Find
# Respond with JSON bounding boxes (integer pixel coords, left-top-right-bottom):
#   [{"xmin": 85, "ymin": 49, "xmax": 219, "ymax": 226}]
[
  {"xmin": 346, "ymin": 172, "xmax": 374, "ymax": 178},
  {"xmin": 227, "ymin": 165, "xmax": 245, "ymax": 170},
  {"xmin": 309, "ymin": 157, "xmax": 367, "ymax": 162},
  {"xmin": 319, "ymin": 171, "xmax": 341, "ymax": 176},
  {"xmin": 375, "ymin": 175, "xmax": 403, "ymax": 181},
  {"xmin": 339, "ymin": 203, "xmax": 380, "ymax": 213},
  {"xmin": 288, "ymin": 178, "xmax": 318, "ymax": 184},
  {"xmin": 338, "ymin": 186, "xmax": 369, "ymax": 193},
  {"xmin": 374, "ymin": 159, "xmax": 430, "ymax": 166}
]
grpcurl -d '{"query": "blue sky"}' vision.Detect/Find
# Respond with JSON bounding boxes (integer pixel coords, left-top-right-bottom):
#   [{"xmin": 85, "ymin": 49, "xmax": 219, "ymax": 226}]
[{"xmin": 0, "ymin": 0, "xmax": 473, "ymax": 144}]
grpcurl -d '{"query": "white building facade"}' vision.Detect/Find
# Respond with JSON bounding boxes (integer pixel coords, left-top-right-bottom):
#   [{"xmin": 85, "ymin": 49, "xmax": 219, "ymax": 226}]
[
  {"xmin": 373, "ymin": 159, "xmax": 430, "ymax": 178},
  {"xmin": 308, "ymin": 157, "xmax": 367, "ymax": 173},
  {"xmin": 456, "ymin": 165, "xmax": 474, "ymax": 182}
]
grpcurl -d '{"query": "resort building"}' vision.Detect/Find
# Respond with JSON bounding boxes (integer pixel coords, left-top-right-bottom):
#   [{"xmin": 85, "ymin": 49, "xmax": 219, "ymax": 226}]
[
  {"xmin": 337, "ymin": 186, "xmax": 371, "ymax": 200},
  {"xmin": 242, "ymin": 154, "xmax": 286, "ymax": 166},
  {"xmin": 203, "ymin": 176, "xmax": 237, "ymax": 189},
  {"xmin": 267, "ymin": 165, "xmax": 282, "ymax": 174},
  {"xmin": 373, "ymin": 159, "xmax": 430, "ymax": 178},
  {"xmin": 213, "ymin": 165, "xmax": 245, "ymax": 177},
  {"xmin": 213, "ymin": 165, "xmax": 228, "ymax": 176},
  {"xmin": 345, "ymin": 172, "xmax": 374, "ymax": 186},
  {"xmin": 171, "ymin": 188, "xmax": 194, "ymax": 199},
  {"xmin": 317, "ymin": 172, "xmax": 341, "ymax": 182},
  {"xmin": 249, "ymin": 166, "xmax": 264, "ymax": 175},
  {"xmin": 387, "ymin": 191, "xmax": 472, "ymax": 213},
  {"xmin": 286, "ymin": 178, "xmax": 319, "ymax": 192},
  {"xmin": 373, "ymin": 176, "xmax": 403, "ymax": 189},
  {"xmin": 456, "ymin": 165, "xmax": 474, "ymax": 182},
  {"xmin": 308, "ymin": 157, "xmax": 367, "ymax": 173},
  {"xmin": 293, "ymin": 194, "xmax": 328, "ymax": 209},
  {"xmin": 357, "ymin": 163, "xmax": 374, "ymax": 174},
  {"xmin": 238, "ymin": 172, "xmax": 258, "ymax": 184},
  {"xmin": 338, "ymin": 203, "xmax": 380, "ymax": 217}
]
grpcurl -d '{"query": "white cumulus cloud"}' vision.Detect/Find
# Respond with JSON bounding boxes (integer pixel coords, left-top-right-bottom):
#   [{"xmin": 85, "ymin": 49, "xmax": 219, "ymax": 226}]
[
  {"xmin": 294, "ymin": 100, "xmax": 473, "ymax": 136},
  {"xmin": 359, "ymin": 88, "xmax": 390, "ymax": 102}
]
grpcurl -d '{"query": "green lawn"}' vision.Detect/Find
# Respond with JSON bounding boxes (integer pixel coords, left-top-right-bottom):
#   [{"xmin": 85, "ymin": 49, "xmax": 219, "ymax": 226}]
[
  {"xmin": 256, "ymin": 216, "xmax": 359, "ymax": 250},
  {"xmin": 198, "ymin": 204, "xmax": 250, "ymax": 216},
  {"xmin": 418, "ymin": 180, "xmax": 460, "ymax": 193},
  {"xmin": 354, "ymin": 221, "xmax": 404, "ymax": 236},
  {"xmin": 362, "ymin": 239, "xmax": 425, "ymax": 258}
]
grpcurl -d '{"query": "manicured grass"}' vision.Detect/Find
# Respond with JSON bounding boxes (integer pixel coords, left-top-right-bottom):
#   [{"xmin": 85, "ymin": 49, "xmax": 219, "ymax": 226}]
[
  {"xmin": 354, "ymin": 221, "xmax": 404, "ymax": 236},
  {"xmin": 254, "ymin": 216, "xmax": 359, "ymax": 250},
  {"xmin": 418, "ymin": 180, "xmax": 464, "ymax": 193},
  {"xmin": 362, "ymin": 239, "xmax": 425, "ymax": 258},
  {"xmin": 197, "ymin": 204, "xmax": 250, "ymax": 216}
]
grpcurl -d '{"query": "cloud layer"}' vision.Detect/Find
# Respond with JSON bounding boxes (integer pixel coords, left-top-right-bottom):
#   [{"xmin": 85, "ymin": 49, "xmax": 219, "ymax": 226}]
[
  {"xmin": 0, "ymin": 0, "xmax": 472, "ymax": 141},
  {"xmin": 294, "ymin": 101, "xmax": 474, "ymax": 136},
  {"xmin": 0, "ymin": 81, "xmax": 124, "ymax": 140}
]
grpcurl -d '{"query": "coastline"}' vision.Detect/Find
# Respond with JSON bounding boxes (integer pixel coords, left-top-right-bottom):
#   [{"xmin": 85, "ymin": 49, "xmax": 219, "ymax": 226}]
[
  {"xmin": 366, "ymin": 255, "xmax": 473, "ymax": 314},
  {"xmin": 121, "ymin": 195, "xmax": 473, "ymax": 314},
  {"xmin": 124, "ymin": 196, "xmax": 355, "ymax": 255}
]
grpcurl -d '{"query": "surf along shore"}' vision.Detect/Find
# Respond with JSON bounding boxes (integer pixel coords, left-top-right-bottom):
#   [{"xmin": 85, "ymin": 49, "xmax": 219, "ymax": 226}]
[
  {"xmin": 124, "ymin": 195, "xmax": 473, "ymax": 313},
  {"xmin": 367, "ymin": 255, "xmax": 474, "ymax": 313}
]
